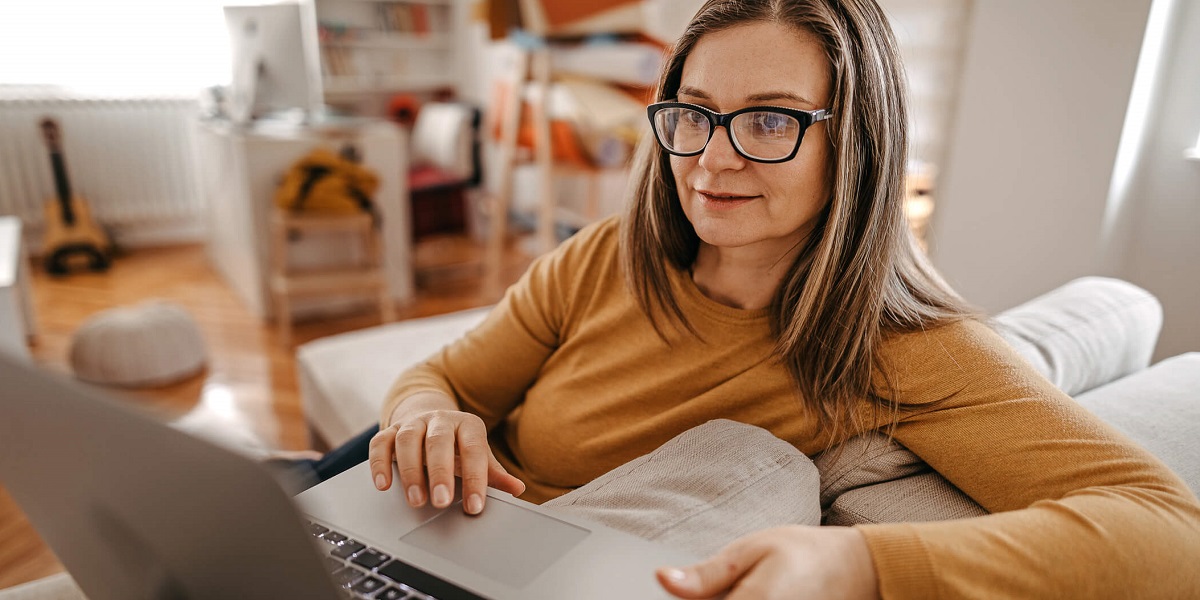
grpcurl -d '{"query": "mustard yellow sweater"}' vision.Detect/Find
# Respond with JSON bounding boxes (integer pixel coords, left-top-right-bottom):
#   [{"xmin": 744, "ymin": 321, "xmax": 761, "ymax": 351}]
[{"xmin": 384, "ymin": 217, "xmax": 1200, "ymax": 598}]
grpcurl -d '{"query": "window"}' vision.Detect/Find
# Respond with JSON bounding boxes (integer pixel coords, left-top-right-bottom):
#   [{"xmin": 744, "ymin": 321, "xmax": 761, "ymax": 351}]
[{"xmin": 0, "ymin": 0, "xmax": 234, "ymax": 97}]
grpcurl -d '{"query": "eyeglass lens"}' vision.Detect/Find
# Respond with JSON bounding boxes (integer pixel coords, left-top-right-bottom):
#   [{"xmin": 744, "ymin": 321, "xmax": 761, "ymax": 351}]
[{"xmin": 653, "ymin": 107, "xmax": 802, "ymax": 160}]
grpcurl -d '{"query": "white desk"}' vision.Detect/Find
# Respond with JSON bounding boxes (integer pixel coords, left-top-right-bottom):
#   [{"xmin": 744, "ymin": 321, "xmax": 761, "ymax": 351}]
[
  {"xmin": 0, "ymin": 216, "xmax": 37, "ymax": 360},
  {"xmin": 195, "ymin": 118, "xmax": 414, "ymax": 319}
]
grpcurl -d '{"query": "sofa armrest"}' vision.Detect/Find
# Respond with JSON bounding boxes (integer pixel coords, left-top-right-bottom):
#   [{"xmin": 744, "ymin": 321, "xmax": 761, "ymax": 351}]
[
  {"xmin": 295, "ymin": 307, "xmax": 491, "ymax": 447},
  {"xmin": 992, "ymin": 276, "xmax": 1161, "ymax": 396}
]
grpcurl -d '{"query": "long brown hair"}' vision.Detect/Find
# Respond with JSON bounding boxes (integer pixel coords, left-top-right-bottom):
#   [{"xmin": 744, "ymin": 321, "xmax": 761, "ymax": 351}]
[{"xmin": 620, "ymin": 0, "xmax": 976, "ymax": 444}]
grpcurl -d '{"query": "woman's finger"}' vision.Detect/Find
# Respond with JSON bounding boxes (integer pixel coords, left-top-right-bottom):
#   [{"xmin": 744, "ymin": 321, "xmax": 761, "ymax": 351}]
[
  {"xmin": 657, "ymin": 537, "xmax": 769, "ymax": 599},
  {"xmin": 486, "ymin": 452, "xmax": 526, "ymax": 497},
  {"xmin": 424, "ymin": 415, "xmax": 458, "ymax": 508},
  {"xmin": 367, "ymin": 426, "xmax": 398, "ymax": 491},
  {"xmin": 393, "ymin": 420, "xmax": 429, "ymax": 507},
  {"xmin": 455, "ymin": 417, "xmax": 492, "ymax": 515}
]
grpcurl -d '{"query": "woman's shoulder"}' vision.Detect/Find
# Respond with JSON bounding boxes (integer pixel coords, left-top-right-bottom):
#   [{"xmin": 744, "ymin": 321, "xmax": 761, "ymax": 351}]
[
  {"xmin": 879, "ymin": 318, "xmax": 1002, "ymax": 359},
  {"xmin": 873, "ymin": 318, "xmax": 1031, "ymax": 403},
  {"xmin": 536, "ymin": 215, "xmax": 623, "ymax": 278},
  {"xmin": 557, "ymin": 214, "xmax": 622, "ymax": 259},
  {"xmin": 523, "ymin": 214, "xmax": 623, "ymax": 297}
]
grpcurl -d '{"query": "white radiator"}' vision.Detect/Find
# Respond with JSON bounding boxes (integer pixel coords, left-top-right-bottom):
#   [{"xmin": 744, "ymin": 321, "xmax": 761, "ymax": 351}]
[{"xmin": 0, "ymin": 92, "xmax": 204, "ymax": 247}]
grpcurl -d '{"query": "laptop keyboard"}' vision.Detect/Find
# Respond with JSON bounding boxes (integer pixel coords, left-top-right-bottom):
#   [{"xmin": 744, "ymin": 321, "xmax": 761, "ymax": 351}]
[{"xmin": 308, "ymin": 520, "xmax": 451, "ymax": 600}]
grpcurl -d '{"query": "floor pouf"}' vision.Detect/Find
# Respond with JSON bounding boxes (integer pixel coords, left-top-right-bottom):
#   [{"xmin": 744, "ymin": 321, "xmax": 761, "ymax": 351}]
[{"xmin": 69, "ymin": 300, "xmax": 207, "ymax": 387}]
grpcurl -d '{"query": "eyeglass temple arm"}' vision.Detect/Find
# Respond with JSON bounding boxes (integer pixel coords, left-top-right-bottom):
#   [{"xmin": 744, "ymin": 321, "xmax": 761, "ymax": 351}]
[{"xmin": 812, "ymin": 109, "xmax": 834, "ymax": 121}]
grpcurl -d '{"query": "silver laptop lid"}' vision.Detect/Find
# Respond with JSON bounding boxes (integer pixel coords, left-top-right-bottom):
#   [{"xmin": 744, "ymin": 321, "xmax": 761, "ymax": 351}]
[
  {"xmin": 1, "ymin": 354, "xmax": 701, "ymax": 600},
  {"xmin": 0, "ymin": 354, "xmax": 343, "ymax": 600}
]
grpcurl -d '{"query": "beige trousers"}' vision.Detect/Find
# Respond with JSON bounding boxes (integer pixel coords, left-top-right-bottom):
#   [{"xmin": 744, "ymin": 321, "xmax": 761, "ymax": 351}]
[{"xmin": 546, "ymin": 419, "xmax": 824, "ymax": 559}]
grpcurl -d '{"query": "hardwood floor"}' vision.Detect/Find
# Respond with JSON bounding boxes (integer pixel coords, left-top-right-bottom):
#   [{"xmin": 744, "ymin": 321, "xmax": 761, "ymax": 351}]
[{"xmin": 0, "ymin": 234, "xmax": 533, "ymax": 590}]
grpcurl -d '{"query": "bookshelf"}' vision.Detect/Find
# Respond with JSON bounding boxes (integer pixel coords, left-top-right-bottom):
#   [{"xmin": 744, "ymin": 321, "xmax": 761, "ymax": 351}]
[
  {"xmin": 484, "ymin": 38, "xmax": 659, "ymax": 260},
  {"xmin": 477, "ymin": 1, "xmax": 682, "ymax": 259},
  {"xmin": 313, "ymin": 0, "xmax": 460, "ymax": 105}
]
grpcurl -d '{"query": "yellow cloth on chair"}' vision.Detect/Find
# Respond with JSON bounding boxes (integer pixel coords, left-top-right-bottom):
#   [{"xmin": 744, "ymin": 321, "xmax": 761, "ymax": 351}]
[{"xmin": 274, "ymin": 148, "xmax": 379, "ymax": 215}]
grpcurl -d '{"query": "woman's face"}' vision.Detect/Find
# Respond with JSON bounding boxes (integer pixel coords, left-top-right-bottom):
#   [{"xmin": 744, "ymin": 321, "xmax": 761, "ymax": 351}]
[{"xmin": 671, "ymin": 21, "xmax": 833, "ymax": 258}]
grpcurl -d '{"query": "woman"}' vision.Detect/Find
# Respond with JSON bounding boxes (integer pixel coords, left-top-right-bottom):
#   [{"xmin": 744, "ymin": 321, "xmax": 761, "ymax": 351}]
[{"xmin": 342, "ymin": 0, "xmax": 1200, "ymax": 597}]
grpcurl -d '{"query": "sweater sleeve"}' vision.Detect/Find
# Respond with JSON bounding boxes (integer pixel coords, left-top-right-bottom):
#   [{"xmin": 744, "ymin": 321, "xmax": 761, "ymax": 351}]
[
  {"xmin": 857, "ymin": 319, "xmax": 1200, "ymax": 599},
  {"xmin": 379, "ymin": 218, "xmax": 611, "ymax": 430}
]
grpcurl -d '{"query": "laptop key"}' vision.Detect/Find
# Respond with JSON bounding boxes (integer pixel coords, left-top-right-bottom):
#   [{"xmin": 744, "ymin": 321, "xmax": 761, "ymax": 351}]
[
  {"xmin": 374, "ymin": 588, "xmax": 409, "ymax": 600},
  {"xmin": 350, "ymin": 575, "xmax": 387, "ymax": 595},
  {"xmin": 322, "ymin": 531, "xmax": 349, "ymax": 544},
  {"xmin": 377, "ymin": 560, "xmax": 484, "ymax": 600},
  {"xmin": 308, "ymin": 522, "xmax": 330, "ymax": 536},
  {"xmin": 332, "ymin": 566, "xmax": 367, "ymax": 587},
  {"xmin": 350, "ymin": 548, "xmax": 389, "ymax": 570},
  {"xmin": 332, "ymin": 540, "xmax": 367, "ymax": 559}
]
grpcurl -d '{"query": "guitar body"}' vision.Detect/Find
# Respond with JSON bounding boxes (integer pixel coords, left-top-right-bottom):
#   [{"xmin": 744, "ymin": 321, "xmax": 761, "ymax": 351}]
[
  {"xmin": 38, "ymin": 117, "xmax": 112, "ymax": 275},
  {"xmin": 42, "ymin": 194, "xmax": 112, "ymax": 274}
]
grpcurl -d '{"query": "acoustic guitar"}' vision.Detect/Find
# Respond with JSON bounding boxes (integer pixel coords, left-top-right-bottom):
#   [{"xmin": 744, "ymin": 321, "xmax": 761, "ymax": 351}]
[{"xmin": 39, "ymin": 117, "xmax": 112, "ymax": 274}]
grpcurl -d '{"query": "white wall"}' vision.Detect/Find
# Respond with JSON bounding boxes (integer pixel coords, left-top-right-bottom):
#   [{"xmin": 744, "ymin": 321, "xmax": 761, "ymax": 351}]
[
  {"xmin": 878, "ymin": 0, "xmax": 972, "ymax": 171},
  {"xmin": 1115, "ymin": 0, "xmax": 1200, "ymax": 360},
  {"xmin": 930, "ymin": 0, "xmax": 1154, "ymax": 311}
]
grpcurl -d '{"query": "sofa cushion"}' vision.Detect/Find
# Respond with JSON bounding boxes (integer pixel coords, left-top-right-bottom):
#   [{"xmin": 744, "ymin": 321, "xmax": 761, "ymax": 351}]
[
  {"xmin": 814, "ymin": 432, "xmax": 985, "ymax": 525},
  {"xmin": 1072, "ymin": 353, "xmax": 1200, "ymax": 495},
  {"xmin": 296, "ymin": 307, "xmax": 490, "ymax": 447},
  {"xmin": 991, "ymin": 276, "xmax": 1161, "ymax": 396}
]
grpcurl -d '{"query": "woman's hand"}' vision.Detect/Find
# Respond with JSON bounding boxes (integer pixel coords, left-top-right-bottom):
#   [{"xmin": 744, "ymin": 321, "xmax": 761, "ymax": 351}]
[
  {"xmin": 368, "ymin": 392, "xmax": 525, "ymax": 515},
  {"xmin": 657, "ymin": 525, "xmax": 879, "ymax": 600}
]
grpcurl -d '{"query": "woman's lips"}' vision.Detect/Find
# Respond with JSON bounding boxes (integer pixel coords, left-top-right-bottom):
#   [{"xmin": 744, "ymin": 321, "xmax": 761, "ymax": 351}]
[{"xmin": 697, "ymin": 190, "xmax": 760, "ymax": 207}]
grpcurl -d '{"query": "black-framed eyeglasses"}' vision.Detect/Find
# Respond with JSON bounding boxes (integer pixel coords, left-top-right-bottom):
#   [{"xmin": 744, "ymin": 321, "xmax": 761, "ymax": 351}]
[{"xmin": 647, "ymin": 101, "xmax": 834, "ymax": 163}]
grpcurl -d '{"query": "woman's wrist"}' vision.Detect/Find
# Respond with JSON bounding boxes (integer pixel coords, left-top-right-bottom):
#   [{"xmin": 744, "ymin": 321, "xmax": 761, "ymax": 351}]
[
  {"xmin": 384, "ymin": 390, "xmax": 458, "ymax": 428},
  {"xmin": 841, "ymin": 527, "xmax": 880, "ymax": 599}
]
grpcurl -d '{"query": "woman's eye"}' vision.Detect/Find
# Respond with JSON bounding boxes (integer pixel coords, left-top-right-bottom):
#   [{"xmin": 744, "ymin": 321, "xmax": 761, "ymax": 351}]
[
  {"xmin": 751, "ymin": 113, "xmax": 790, "ymax": 137},
  {"xmin": 682, "ymin": 111, "xmax": 708, "ymax": 127}
]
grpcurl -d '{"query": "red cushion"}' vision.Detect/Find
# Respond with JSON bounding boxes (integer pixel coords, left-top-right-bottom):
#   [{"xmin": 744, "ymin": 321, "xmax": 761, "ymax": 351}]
[{"xmin": 408, "ymin": 164, "xmax": 465, "ymax": 191}]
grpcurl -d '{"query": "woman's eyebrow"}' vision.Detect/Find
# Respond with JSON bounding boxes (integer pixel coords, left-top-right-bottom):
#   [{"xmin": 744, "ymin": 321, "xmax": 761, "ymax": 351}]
[
  {"xmin": 677, "ymin": 86, "xmax": 818, "ymax": 108},
  {"xmin": 746, "ymin": 91, "xmax": 818, "ymax": 107}
]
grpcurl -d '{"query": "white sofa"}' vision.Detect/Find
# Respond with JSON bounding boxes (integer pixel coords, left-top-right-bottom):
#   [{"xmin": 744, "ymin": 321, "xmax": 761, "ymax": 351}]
[
  {"xmin": 296, "ymin": 276, "xmax": 1199, "ymax": 502},
  {"xmin": 4, "ymin": 276, "xmax": 1197, "ymax": 599}
]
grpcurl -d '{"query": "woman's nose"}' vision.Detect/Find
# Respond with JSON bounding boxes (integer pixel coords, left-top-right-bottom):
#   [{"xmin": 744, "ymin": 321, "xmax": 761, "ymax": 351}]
[{"xmin": 697, "ymin": 127, "xmax": 746, "ymax": 172}]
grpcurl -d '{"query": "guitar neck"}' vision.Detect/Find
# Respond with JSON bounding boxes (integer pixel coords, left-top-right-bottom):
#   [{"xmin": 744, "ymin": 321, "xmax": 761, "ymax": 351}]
[{"xmin": 48, "ymin": 150, "xmax": 76, "ymax": 225}]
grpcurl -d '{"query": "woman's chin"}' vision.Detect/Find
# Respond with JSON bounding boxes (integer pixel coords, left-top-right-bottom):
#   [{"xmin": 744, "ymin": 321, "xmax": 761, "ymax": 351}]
[{"xmin": 691, "ymin": 223, "xmax": 756, "ymax": 249}]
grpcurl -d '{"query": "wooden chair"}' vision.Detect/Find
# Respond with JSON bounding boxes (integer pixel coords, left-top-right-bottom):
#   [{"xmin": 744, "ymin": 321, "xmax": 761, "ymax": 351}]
[{"xmin": 268, "ymin": 209, "xmax": 395, "ymax": 346}]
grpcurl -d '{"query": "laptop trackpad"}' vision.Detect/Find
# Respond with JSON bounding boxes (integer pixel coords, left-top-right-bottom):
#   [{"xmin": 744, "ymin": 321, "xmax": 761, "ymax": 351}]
[{"xmin": 400, "ymin": 497, "xmax": 589, "ymax": 588}]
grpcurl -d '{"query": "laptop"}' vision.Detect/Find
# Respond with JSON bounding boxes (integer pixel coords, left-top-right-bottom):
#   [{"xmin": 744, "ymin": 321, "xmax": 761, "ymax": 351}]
[{"xmin": 0, "ymin": 353, "xmax": 698, "ymax": 599}]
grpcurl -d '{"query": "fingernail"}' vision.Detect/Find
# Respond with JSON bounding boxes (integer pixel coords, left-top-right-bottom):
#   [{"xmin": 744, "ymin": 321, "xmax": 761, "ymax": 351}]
[
  {"xmin": 663, "ymin": 568, "xmax": 689, "ymax": 584},
  {"xmin": 407, "ymin": 485, "xmax": 422, "ymax": 506},
  {"xmin": 374, "ymin": 474, "xmax": 386, "ymax": 490},
  {"xmin": 433, "ymin": 484, "xmax": 451, "ymax": 507},
  {"xmin": 466, "ymin": 494, "xmax": 483, "ymax": 514}
]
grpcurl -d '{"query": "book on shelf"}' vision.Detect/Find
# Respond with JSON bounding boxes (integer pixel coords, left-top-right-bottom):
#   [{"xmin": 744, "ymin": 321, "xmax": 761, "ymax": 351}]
[
  {"xmin": 320, "ymin": 45, "xmax": 356, "ymax": 78},
  {"xmin": 410, "ymin": 3, "xmax": 429, "ymax": 35},
  {"xmin": 373, "ymin": 2, "xmax": 446, "ymax": 35},
  {"xmin": 394, "ymin": 4, "xmax": 415, "ymax": 33}
]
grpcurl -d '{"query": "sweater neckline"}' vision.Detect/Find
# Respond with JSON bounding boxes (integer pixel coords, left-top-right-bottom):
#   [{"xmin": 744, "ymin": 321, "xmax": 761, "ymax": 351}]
[{"xmin": 668, "ymin": 264, "xmax": 772, "ymax": 324}]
